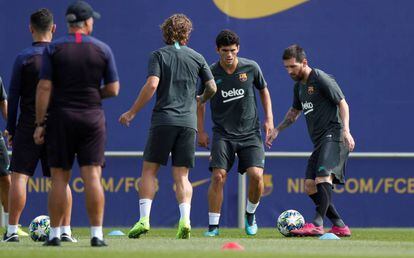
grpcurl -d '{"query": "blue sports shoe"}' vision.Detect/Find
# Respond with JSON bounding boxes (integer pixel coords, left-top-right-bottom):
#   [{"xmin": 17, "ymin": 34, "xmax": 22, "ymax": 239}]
[
  {"xmin": 204, "ymin": 227, "xmax": 219, "ymax": 237},
  {"xmin": 245, "ymin": 213, "xmax": 258, "ymax": 236}
]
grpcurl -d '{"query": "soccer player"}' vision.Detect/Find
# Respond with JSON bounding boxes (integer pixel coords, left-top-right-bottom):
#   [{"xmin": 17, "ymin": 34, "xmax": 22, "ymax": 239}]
[
  {"xmin": 119, "ymin": 14, "xmax": 217, "ymax": 239},
  {"xmin": 198, "ymin": 30, "xmax": 275, "ymax": 237},
  {"xmin": 0, "ymin": 77, "xmax": 14, "ymax": 237},
  {"xmin": 34, "ymin": 1, "xmax": 119, "ymax": 246},
  {"xmin": 3, "ymin": 8, "xmax": 76, "ymax": 243},
  {"xmin": 274, "ymin": 44, "xmax": 355, "ymax": 236}
]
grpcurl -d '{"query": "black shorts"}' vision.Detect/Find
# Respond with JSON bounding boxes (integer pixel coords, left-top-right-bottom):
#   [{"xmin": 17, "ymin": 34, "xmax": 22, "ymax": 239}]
[
  {"xmin": 306, "ymin": 139, "xmax": 349, "ymax": 184},
  {"xmin": 143, "ymin": 125, "xmax": 196, "ymax": 168},
  {"xmin": 10, "ymin": 125, "xmax": 50, "ymax": 177},
  {"xmin": 0, "ymin": 135, "xmax": 10, "ymax": 177},
  {"xmin": 210, "ymin": 132, "xmax": 265, "ymax": 174},
  {"xmin": 46, "ymin": 109, "xmax": 106, "ymax": 170}
]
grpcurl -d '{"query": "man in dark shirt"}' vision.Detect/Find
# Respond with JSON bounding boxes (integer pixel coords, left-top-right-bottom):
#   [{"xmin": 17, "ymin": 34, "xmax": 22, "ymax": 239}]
[
  {"xmin": 4, "ymin": 8, "xmax": 75, "ymax": 243},
  {"xmin": 274, "ymin": 44, "xmax": 355, "ymax": 237},
  {"xmin": 197, "ymin": 30, "xmax": 275, "ymax": 237},
  {"xmin": 34, "ymin": 1, "xmax": 119, "ymax": 247},
  {"xmin": 0, "ymin": 77, "xmax": 12, "ymax": 237},
  {"xmin": 119, "ymin": 13, "xmax": 217, "ymax": 239}
]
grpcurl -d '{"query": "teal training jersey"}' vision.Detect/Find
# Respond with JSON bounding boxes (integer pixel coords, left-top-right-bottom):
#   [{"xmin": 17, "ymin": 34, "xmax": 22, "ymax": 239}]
[
  {"xmin": 292, "ymin": 68, "xmax": 344, "ymax": 145},
  {"xmin": 148, "ymin": 45, "xmax": 213, "ymax": 130},
  {"xmin": 201, "ymin": 57, "xmax": 267, "ymax": 139}
]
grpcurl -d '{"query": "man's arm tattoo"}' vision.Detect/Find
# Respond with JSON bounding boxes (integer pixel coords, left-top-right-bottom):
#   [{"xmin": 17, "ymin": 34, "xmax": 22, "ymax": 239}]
[
  {"xmin": 200, "ymin": 79, "xmax": 217, "ymax": 103},
  {"xmin": 277, "ymin": 107, "xmax": 301, "ymax": 131}
]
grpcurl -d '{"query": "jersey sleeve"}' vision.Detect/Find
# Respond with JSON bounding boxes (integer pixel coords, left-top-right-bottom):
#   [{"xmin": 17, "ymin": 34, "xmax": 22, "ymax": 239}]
[
  {"xmin": 39, "ymin": 45, "xmax": 53, "ymax": 80},
  {"xmin": 198, "ymin": 56, "xmax": 214, "ymax": 83},
  {"xmin": 103, "ymin": 45, "xmax": 119, "ymax": 84},
  {"xmin": 253, "ymin": 62, "xmax": 267, "ymax": 90},
  {"xmin": 317, "ymin": 72, "xmax": 344, "ymax": 104},
  {"xmin": 6, "ymin": 55, "xmax": 23, "ymax": 135},
  {"xmin": 147, "ymin": 51, "xmax": 161, "ymax": 78},
  {"xmin": 292, "ymin": 84, "xmax": 302, "ymax": 110}
]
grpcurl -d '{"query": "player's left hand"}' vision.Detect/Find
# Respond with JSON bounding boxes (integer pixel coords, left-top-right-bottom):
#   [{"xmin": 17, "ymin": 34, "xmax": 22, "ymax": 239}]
[
  {"xmin": 343, "ymin": 130, "xmax": 355, "ymax": 152},
  {"xmin": 119, "ymin": 110, "xmax": 136, "ymax": 127},
  {"xmin": 33, "ymin": 126, "xmax": 45, "ymax": 145},
  {"xmin": 263, "ymin": 120, "xmax": 275, "ymax": 149}
]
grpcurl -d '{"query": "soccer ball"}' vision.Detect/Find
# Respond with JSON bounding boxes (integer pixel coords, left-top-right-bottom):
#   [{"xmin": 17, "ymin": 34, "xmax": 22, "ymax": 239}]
[
  {"xmin": 29, "ymin": 215, "xmax": 50, "ymax": 241},
  {"xmin": 276, "ymin": 209, "xmax": 305, "ymax": 237}
]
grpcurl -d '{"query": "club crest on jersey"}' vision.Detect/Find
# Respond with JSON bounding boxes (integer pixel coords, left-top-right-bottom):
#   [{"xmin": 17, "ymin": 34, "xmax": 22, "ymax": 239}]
[
  {"xmin": 239, "ymin": 73, "xmax": 248, "ymax": 82},
  {"xmin": 307, "ymin": 85, "xmax": 315, "ymax": 95}
]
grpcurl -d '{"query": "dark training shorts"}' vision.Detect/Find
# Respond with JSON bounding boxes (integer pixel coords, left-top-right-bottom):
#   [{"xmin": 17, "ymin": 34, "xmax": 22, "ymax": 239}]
[
  {"xmin": 143, "ymin": 125, "xmax": 196, "ymax": 168},
  {"xmin": 210, "ymin": 132, "xmax": 265, "ymax": 174},
  {"xmin": 306, "ymin": 139, "xmax": 349, "ymax": 184},
  {"xmin": 46, "ymin": 109, "xmax": 106, "ymax": 170},
  {"xmin": 10, "ymin": 125, "xmax": 50, "ymax": 177},
  {"xmin": 0, "ymin": 135, "xmax": 10, "ymax": 177}
]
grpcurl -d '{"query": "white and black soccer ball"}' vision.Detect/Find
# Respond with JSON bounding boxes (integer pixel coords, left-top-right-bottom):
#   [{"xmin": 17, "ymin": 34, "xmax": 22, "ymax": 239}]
[
  {"xmin": 29, "ymin": 215, "xmax": 50, "ymax": 241},
  {"xmin": 276, "ymin": 209, "xmax": 305, "ymax": 237}
]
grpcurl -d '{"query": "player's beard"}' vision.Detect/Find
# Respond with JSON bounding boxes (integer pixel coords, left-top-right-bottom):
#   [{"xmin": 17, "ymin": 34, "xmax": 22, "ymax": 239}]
[{"xmin": 290, "ymin": 67, "xmax": 304, "ymax": 81}]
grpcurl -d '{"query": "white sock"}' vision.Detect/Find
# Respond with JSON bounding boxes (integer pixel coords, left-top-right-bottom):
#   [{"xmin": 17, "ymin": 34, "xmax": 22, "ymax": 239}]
[
  {"xmin": 139, "ymin": 199, "xmax": 152, "ymax": 219},
  {"xmin": 61, "ymin": 226, "xmax": 71, "ymax": 236},
  {"xmin": 7, "ymin": 224, "xmax": 18, "ymax": 236},
  {"xmin": 179, "ymin": 203, "xmax": 191, "ymax": 221},
  {"xmin": 4, "ymin": 212, "xmax": 9, "ymax": 227},
  {"xmin": 49, "ymin": 227, "xmax": 61, "ymax": 240},
  {"xmin": 208, "ymin": 212, "xmax": 220, "ymax": 225},
  {"xmin": 246, "ymin": 200, "xmax": 260, "ymax": 214},
  {"xmin": 91, "ymin": 226, "xmax": 103, "ymax": 240}
]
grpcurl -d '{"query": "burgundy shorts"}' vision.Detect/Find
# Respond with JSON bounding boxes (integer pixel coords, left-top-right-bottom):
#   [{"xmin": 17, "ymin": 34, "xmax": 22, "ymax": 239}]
[{"xmin": 46, "ymin": 109, "xmax": 106, "ymax": 170}]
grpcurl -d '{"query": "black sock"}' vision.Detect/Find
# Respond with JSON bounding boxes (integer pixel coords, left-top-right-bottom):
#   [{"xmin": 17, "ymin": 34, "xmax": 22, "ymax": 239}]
[
  {"xmin": 208, "ymin": 224, "xmax": 219, "ymax": 231},
  {"xmin": 245, "ymin": 212, "xmax": 255, "ymax": 226},
  {"xmin": 309, "ymin": 193, "xmax": 345, "ymax": 227},
  {"xmin": 326, "ymin": 204, "xmax": 345, "ymax": 227},
  {"xmin": 312, "ymin": 182, "xmax": 332, "ymax": 227}
]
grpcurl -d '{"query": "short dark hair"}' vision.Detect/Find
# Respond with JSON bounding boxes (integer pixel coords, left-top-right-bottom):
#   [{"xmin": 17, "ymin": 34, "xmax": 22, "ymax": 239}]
[
  {"xmin": 30, "ymin": 8, "xmax": 53, "ymax": 33},
  {"xmin": 216, "ymin": 29, "xmax": 240, "ymax": 48},
  {"xmin": 282, "ymin": 44, "xmax": 307, "ymax": 62},
  {"xmin": 161, "ymin": 14, "xmax": 193, "ymax": 45}
]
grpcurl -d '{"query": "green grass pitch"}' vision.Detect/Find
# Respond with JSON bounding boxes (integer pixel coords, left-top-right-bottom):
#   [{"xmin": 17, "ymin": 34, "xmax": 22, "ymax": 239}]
[{"xmin": 1, "ymin": 228, "xmax": 414, "ymax": 258}]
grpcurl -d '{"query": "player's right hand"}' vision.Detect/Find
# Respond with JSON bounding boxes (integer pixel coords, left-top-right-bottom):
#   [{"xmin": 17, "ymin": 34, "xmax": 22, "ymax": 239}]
[
  {"xmin": 33, "ymin": 126, "xmax": 45, "ymax": 145},
  {"xmin": 197, "ymin": 131, "xmax": 209, "ymax": 149},
  {"xmin": 196, "ymin": 95, "xmax": 205, "ymax": 105},
  {"xmin": 119, "ymin": 110, "xmax": 135, "ymax": 127}
]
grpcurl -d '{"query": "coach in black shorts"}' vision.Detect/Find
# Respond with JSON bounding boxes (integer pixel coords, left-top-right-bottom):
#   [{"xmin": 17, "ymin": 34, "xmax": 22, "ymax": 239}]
[
  {"xmin": 4, "ymin": 9, "xmax": 75, "ymax": 243},
  {"xmin": 119, "ymin": 14, "xmax": 216, "ymax": 239},
  {"xmin": 198, "ymin": 30, "xmax": 275, "ymax": 237},
  {"xmin": 34, "ymin": 1, "xmax": 119, "ymax": 247},
  {"xmin": 274, "ymin": 44, "xmax": 355, "ymax": 237}
]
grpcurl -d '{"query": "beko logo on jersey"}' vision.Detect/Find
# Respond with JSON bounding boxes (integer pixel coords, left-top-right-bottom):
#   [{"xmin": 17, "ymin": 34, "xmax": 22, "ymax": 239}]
[
  {"xmin": 301, "ymin": 101, "xmax": 314, "ymax": 115},
  {"xmin": 221, "ymin": 88, "xmax": 245, "ymax": 103}
]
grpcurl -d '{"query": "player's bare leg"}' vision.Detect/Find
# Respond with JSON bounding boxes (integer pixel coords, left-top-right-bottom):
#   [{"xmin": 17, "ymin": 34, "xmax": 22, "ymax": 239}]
[
  {"xmin": 173, "ymin": 166, "xmax": 192, "ymax": 239},
  {"xmin": 6, "ymin": 173, "xmax": 29, "ymax": 240},
  {"xmin": 128, "ymin": 161, "xmax": 160, "ymax": 238},
  {"xmin": 80, "ymin": 165, "xmax": 106, "ymax": 246},
  {"xmin": 43, "ymin": 168, "xmax": 71, "ymax": 246},
  {"xmin": 204, "ymin": 169, "xmax": 226, "ymax": 237},
  {"xmin": 244, "ymin": 167, "xmax": 264, "ymax": 235},
  {"xmin": 60, "ymin": 185, "xmax": 77, "ymax": 242}
]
